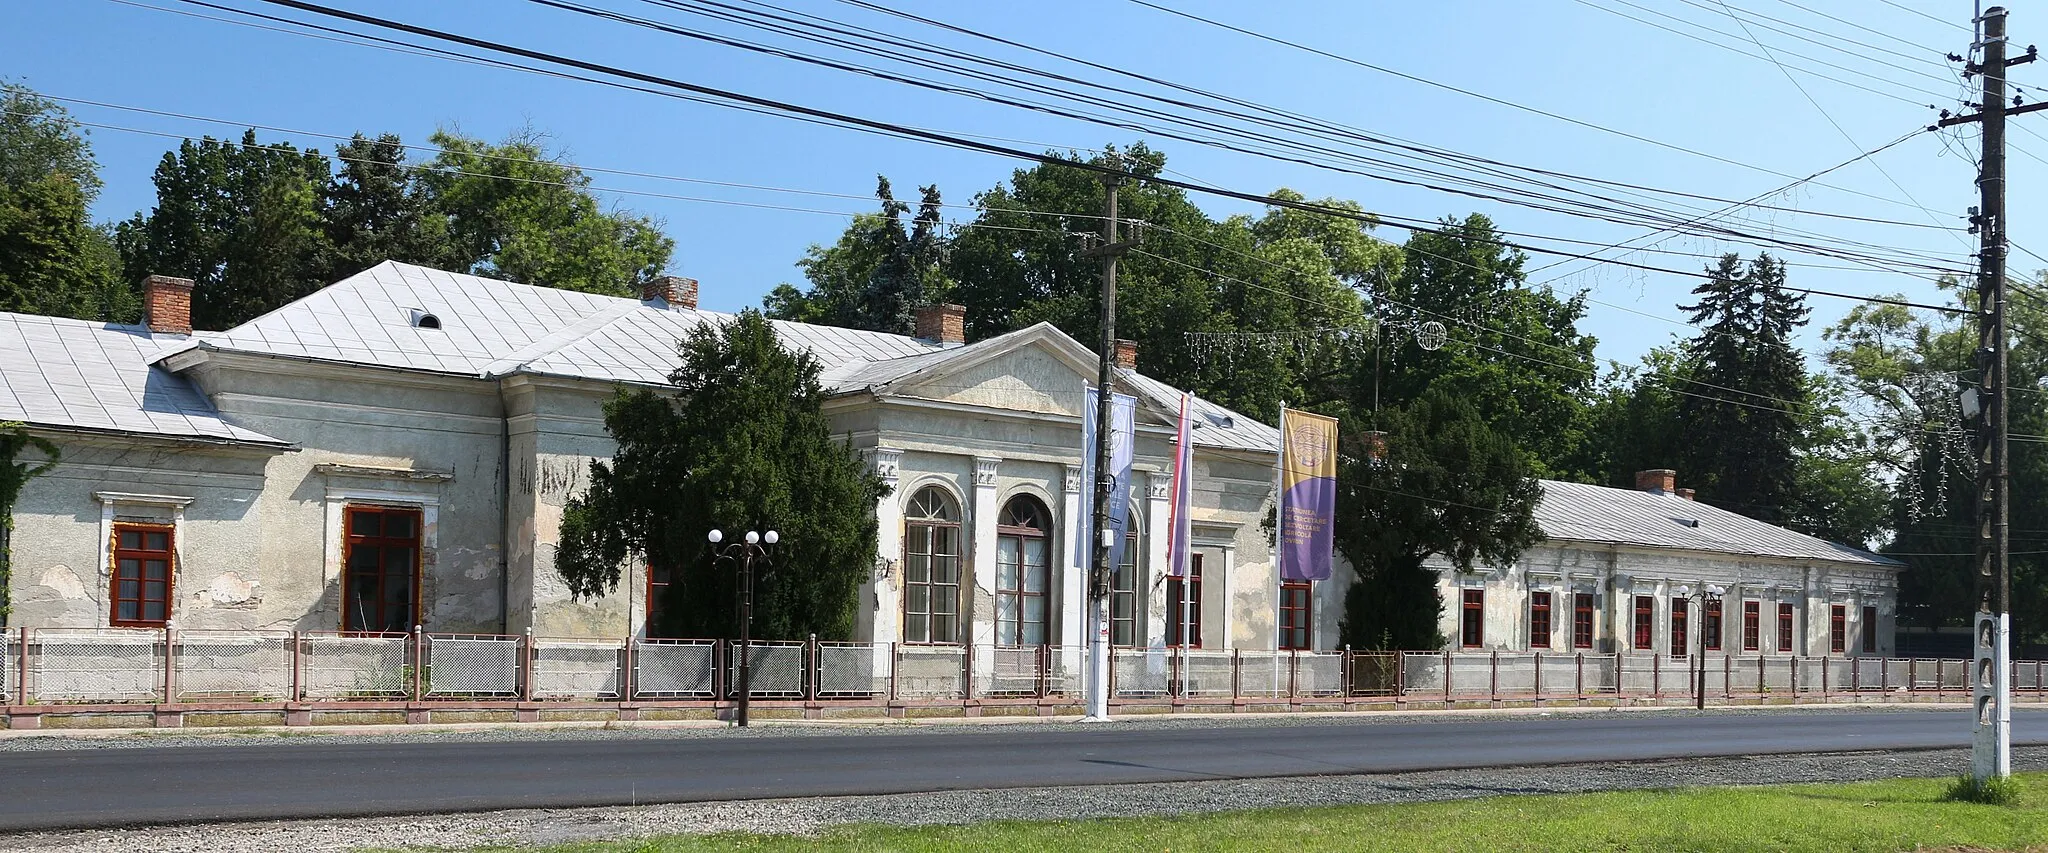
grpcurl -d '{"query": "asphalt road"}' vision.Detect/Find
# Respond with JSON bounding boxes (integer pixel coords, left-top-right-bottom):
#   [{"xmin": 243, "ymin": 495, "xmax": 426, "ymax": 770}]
[{"xmin": 2, "ymin": 709, "xmax": 2042, "ymax": 831}]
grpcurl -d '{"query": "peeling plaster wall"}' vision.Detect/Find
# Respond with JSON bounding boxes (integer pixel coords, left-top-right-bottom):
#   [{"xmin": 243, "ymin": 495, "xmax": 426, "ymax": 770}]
[
  {"xmin": 173, "ymin": 355, "xmax": 510, "ymax": 633},
  {"xmin": 9, "ymin": 438, "xmax": 272, "ymax": 629},
  {"xmin": 501, "ymin": 378, "xmax": 627, "ymax": 640}
]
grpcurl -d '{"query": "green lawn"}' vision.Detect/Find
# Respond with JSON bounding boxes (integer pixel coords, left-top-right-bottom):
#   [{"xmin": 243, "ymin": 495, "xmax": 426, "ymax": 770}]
[{"xmin": 449, "ymin": 773, "xmax": 2048, "ymax": 853}]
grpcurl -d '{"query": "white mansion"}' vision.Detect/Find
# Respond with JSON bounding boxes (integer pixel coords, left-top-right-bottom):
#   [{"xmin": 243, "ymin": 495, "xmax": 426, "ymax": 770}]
[{"xmin": 1, "ymin": 262, "xmax": 1901, "ymax": 656}]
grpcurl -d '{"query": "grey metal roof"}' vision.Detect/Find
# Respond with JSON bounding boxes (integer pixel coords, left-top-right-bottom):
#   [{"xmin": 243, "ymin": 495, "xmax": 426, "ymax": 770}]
[
  {"xmin": 181, "ymin": 262, "xmax": 1282, "ymax": 452},
  {"xmin": 0, "ymin": 313, "xmax": 286, "ymax": 446},
  {"xmin": 1534, "ymin": 479, "xmax": 1898, "ymax": 568}
]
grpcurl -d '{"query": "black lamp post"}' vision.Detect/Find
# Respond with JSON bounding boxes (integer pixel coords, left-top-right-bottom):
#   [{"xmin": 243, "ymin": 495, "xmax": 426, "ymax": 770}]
[
  {"xmin": 710, "ymin": 527, "xmax": 777, "ymax": 727},
  {"xmin": 1677, "ymin": 583, "xmax": 1725, "ymax": 711}
]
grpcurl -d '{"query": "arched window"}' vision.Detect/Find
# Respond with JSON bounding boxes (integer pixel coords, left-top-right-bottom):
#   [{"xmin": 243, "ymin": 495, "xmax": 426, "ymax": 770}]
[
  {"xmin": 903, "ymin": 486, "xmax": 962, "ymax": 644},
  {"xmin": 996, "ymin": 495, "xmax": 1052, "ymax": 646}
]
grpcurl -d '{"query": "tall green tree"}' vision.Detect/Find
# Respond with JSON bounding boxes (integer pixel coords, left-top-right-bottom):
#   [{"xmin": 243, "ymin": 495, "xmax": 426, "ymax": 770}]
[
  {"xmin": 0, "ymin": 83, "xmax": 126, "ymax": 320},
  {"xmin": 1379, "ymin": 215, "xmax": 1597, "ymax": 478},
  {"xmin": 1673, "ymin": 253, "xmax": 1811, "ymax": 523},
  {"xmin": 320, "ymin": 133, "xmax": 461, "ymax": 282},
  {"xmin": 114, "ymin": 130, "xmax": 332, "ymax": 329},
  {"xmin": 764, "ymin": 176, "xmax": 950, "ymax": 333},
  {"xmin": 1333, "ymin": 390, "xmax": 1545, "ymax": 650},
  {"xmin": 417, "ymin": 129, "xmax": 672, "ymax": 296},
  {"xmin": 555, "ymin": 310, "xmax": 889, "ymax": 640}
]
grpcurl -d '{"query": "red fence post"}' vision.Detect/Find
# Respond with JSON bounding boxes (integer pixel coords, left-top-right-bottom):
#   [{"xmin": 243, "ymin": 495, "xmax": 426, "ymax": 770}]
[
  {"xmin": 1289, "ymin": 650, "xmax": 1301, "ymax": 700},
  {"xmin": 1821, "ymin": 656, "xmax": 1830, "ymax": 696},
  {"xmin": 1721, "ymin": 655, "xmax": 1731, "ymax": 700},
  {"xmin": 1444, "ymin": 650, "xmax": 1453, "ymax": 702},
  {"xmin": 1489, "ymin": 650, "xmax": 1499, "ymax": 702},
  {"xmin": 290, "ymin": 630, "xmax": 303, "ymax": 702},
  {"xmin": 16, "ymin": 627, "xmax": 27, "ymax": 705},
  {"xmin": 1614, "ymin": 652, "xmax": 1623, "ymax": 699},
  {"xmin": 963, "ymin": 642, "xmax": 975, "ymax": 701},
  {"xmin": 807, "ymin": 634, "xmax": 821, "ymax": 704},
  {"xmin": 1534, "ymin": 651, "xmax": 1544, "ymax": 702},
  {"xmin": 411, "ymin": 626, "xmax": 425, "ymax": 701},
  {"xmin": 887, "ymin": 642, "xmax": 900, "ymax": 704},
  {"xmin": 1652, "ymin": 652, "xmax": 1660, "ymax": 699},
  {"xmin": 1341, "ymin": 645, "xmax": 1353, "ymax": 698},
  {"xmin": 1575, "ymin": 652, "xmax": 1584, "ymax": 699},
  {"xmin": 1394, "ymin": 650, "xmax": 1405, "ymax": 703},
  {"xmin": 522, "ymin": 627, "xmax": 536, "ymax": 702},
  {"xmin": 1232, "ymin": 648, "xmax": 1243, "ymax": 699}
]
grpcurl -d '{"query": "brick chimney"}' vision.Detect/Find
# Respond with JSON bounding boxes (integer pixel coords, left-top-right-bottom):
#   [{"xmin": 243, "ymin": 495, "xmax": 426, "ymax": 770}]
[
  {"xmin": 641, "ymin": 275, "xmax": 698, "ymax": 310},
  {"xmin": 142, "ymin": 275, "xmax": 196, "ymax": 335},
  {"xmin": 1675, "ymin": 488, "xmax": 1696, "ymax": 501},
  {"xmin": 1635, "ymin": 469, "xmax": 1678, "ymax": 495},
  {"xmin": 1113, "ymin": 339, "xmax": 1139, "ymax": 370},
  {"xmin": 914, "ymin": 303, "xmax": 966, "ymax": 346}
]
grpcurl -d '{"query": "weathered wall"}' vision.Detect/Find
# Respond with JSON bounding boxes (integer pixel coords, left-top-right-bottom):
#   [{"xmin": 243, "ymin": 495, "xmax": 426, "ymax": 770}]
[
  {"xmin": 9, "ymin": 436, "xmax": 274, "ymax": 629},
  {"xmin": 166, "ymin": 352, "xmax": 510, "ymax": 633}
]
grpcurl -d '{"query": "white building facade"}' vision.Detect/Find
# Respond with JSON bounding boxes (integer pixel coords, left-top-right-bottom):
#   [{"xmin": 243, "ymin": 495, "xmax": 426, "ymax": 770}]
[{"xmin": 2, "ymin": 263, "xmax": 1898, "ymax": 658}]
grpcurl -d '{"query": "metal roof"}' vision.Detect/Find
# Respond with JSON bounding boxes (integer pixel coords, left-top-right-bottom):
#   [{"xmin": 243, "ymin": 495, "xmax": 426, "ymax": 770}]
[
  {"xmin": 0, "ymin": 313, "xmax": 287, "ymax": 447},
  {"xmin": 1534, "ymin": 479, "xmax": 1899, "ymax": 568},
  {"xmin": 178, "ymin": 262, "xmax": 1281, "ymax": 451}
]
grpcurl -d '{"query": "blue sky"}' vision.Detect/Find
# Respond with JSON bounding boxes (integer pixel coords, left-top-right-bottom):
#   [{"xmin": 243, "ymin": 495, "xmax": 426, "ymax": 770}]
[{"xmin": 4, "ymin": 0, "xmax": 2022, "ymax": 367}]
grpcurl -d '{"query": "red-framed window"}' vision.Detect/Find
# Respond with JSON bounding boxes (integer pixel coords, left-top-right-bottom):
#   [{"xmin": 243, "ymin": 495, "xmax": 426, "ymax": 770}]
[
  {"xmin": 1279, "ymin": 580, "xmax": 1312, "ymax": 650},
  {"xmin": 1572, "ymin": 593, "xmax": 1594, "ymax": 650},
  {"xmin": 1670, "ymin": 597, "xmax": 1688, "ymax": 657},
  {"xmin": 1830, "ymin": 605, "xmax": 1847, "ymax": 653},
  {"xmin": 1530, "ymin": 592, "xmax": 1552, "ymax": 649},
  {"xmin": 1861, "ymin": 605, "xmax": 1878, "ymax": 654},
  {"xmin": 646, "ymin": 560, "xmax": 674, "ymax": 639},
  {"xmin": 1777, "ymin": 603, "xmax": 1795, "ymax": 653},
  {"xmin": 1703, "ymin": 599, "xmax": 1723, "ymax": 652},
  {"xmin": 903, "ymin": 487, "xmax": 963, "ymax": 644},
  {"xmin": 1168, "ymin": 554, "xmax": 1204, "ymax": 647},
  {"xmin": 1742, "ymin": 600, "xmax": 1761, "ymax": 651},
  {"xmin": 1633, "ymin": 595, "xmax": 1654, "ymax": 650},
  {"xmin": 995, "ymin": 497, "xmax": 1053, "ymax": 647},
  {"xmin": 343, "ymin": 506, "xmax": 421, "ymax": 633},
  {"xmin": 110, "ymin": 523, "xmax": 174, "ymax": 627},
  {"xmin": 1460, "ymin": 588, "xmax": 1484, "ymax": 648}
]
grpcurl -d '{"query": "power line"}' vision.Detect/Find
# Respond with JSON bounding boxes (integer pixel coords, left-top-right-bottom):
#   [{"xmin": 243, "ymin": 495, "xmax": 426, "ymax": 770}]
[
  {"xmin": 1119, "ymin": 0, "xmax": 1951, "ymax": 217},
  {"xmin": 1877, "ymin": 0, "xmax": 1972, "ymax": 33},
  {"xmin": 148, "ymin": 0, "xmax": 1976, "ymax": 282}
]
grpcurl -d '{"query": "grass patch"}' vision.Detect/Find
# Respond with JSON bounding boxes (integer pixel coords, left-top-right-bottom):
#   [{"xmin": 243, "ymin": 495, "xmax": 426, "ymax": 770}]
[
  {"xmin": 1947, "ymin": 773, "xmax": 2026, "ymax": 805},
  {"xmin": 427, "ymin": 772, "xmax": 2048, "ymax": 853}
]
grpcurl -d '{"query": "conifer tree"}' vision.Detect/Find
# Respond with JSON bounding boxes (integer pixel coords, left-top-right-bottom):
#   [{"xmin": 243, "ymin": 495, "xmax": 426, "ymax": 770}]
[
  {"xmin": 555, "ymin": 310, "xmax": 889, "ymax": 640},
  {"xmin": 1676, "ymin": 253, "xmax": 1810, "ymax": 522}
]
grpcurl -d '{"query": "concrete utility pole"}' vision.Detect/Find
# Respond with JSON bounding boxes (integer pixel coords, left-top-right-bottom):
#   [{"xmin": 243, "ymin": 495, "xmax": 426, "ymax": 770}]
[
  {"xmin": 1080, "ymin": 164, "xmax": 1138, "ymax": 720},
  {"xmin": 1939, "ymin": 6, "xmax": 2030, "ymax": 783}
]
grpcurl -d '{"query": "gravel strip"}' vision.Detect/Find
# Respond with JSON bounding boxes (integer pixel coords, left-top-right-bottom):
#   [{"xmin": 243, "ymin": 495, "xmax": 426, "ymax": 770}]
[
  {"xmin": 0, "ymin": 702, "xmax": 1991, "ymax": 752},
  {"xmin": 4, "ymin": 743, "xmax": 2042, "ymax": 853}
]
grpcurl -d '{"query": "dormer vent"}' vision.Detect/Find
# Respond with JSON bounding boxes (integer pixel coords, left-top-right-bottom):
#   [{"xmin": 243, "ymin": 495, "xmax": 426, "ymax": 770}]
[{"xmin": 407, "ymin": 308, "xmax": 442, "ymax": 330}]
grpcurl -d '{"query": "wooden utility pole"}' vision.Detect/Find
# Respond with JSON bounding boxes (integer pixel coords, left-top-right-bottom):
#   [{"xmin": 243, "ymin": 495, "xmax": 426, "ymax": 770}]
[
  {"xmin": 1940, "ymin": 5, "xmax": 2026, "ymax": 783},
  {"xmin": 1080, "ymin": 165, "xmax": 1139, "ymax": 720}
]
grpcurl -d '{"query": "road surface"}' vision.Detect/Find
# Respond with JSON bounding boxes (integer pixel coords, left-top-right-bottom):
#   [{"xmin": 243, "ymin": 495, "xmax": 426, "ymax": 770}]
[{"xmin": 1, "ymin": 709, "xmax": 2041, "ymax": 831}]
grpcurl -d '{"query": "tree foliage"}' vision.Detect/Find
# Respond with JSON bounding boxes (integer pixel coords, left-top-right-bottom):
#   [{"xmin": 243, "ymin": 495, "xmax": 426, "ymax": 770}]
[
  {"xmin": 0, "ymin": 83, "xmax": 126, "ymax": 321},
  {"xmin": 556, "ymin": 310, "xmax": 889, "ymax": 640},
  {"xmin": 1333, "ymin": 391, "xmax": 1545, "ymax": 650},
  {"xmin": 764, "ymin": 176, "xmax": 950, "ymax": 334},
  {"xmin": 108, "ymin": 124, "xmax": 673, "ymax": 330},
  {"xmin": 1672, "ymin": 253, "xmax": 1811, "ymax": 523}
]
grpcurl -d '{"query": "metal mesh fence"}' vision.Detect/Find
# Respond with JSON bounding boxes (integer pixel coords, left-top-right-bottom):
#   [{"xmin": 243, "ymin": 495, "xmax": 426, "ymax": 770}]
[
  {"xmin": 1494, "ymin": 654, "xmax": 1539, "ymax": 695},
  {"xmin": 1294, "ymin": 652, "xmax": 1344, "ymax": 696},
  {"xmin": 1182, "ymin": 650, "xmax": 1236, "ymax": 697},
  {"xmin": 1112, "ymin": 648, "xmax": 1168, "ymax": 698},
  {"xmin": 426, "ymin": 636, "xmax": 520, "ymax": 698},
  {"xmin": 1401, "ymin": 652, "xmax": 1443, "ymax": 695},
  {"xmin": 634, "ymin": 641, "xmax": 716, "ymax": 698},
  {"xmin": 1044, "ymin": 646, "xmax": 1086, "ymax": 698},
  {"xmin": 175, "ymin": 631, "xmax": 292, "ymax": 701},
  {"xmin": 32, "ymin": 628, "xmax": 164, "ymax": 703},
  {"xmin": 728, "ymin": 642, "xmax": 804, "ymax": 698},
  {"xmin": 1236, "ymin": 651, "xmax": 1289, "ymax": 698},
  {"xmin": 817, "ymin": 643, "xmax": 886, "ymax": 698},
  {"xmin": 896, "ymin": 645, "xmax": 966, "ymax": 699},
  {"xmin": 1348, "ymin": 652, "xmax": 1399, "ymax": 697},
  {"xmin": 302, "ymin": 634, "xmax": 412, "ymax": 700},
  {"xmin": 980, "ymin": 646, "xmax": 1043, "ymax": 697},
  {"xmin": 531, "ymin": 640, "xmax": 622, "ymax": 700}
]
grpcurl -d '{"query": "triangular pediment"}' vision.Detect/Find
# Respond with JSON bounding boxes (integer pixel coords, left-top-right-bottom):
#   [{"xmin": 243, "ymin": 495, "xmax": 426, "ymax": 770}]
[{"xmin": 875, "ymin": 324, "xmax": 1177, "ymax": 425}]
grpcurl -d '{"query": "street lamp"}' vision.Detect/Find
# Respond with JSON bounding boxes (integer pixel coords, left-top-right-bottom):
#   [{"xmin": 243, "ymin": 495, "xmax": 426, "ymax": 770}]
[
  {"xmin": 710, "ymin": 527, "xmax": 778, "ymax": 727},
  {"xmin": 1676, "ymin": 584, "xmax": 1725, "ymax": 710}
]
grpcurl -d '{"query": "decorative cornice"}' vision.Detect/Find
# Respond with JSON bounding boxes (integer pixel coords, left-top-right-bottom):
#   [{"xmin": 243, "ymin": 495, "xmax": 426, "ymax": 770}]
[
  {"xmin": 314, "ymin": 462, "xmax": 454, "ymax": 483},
  {"xmin": 93, "ymin": 491, "xmax": 195, "ymax": 508},
  {"xmin": 973, "ymin": 456, "xmax": 1000, "ymax": 488}
]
